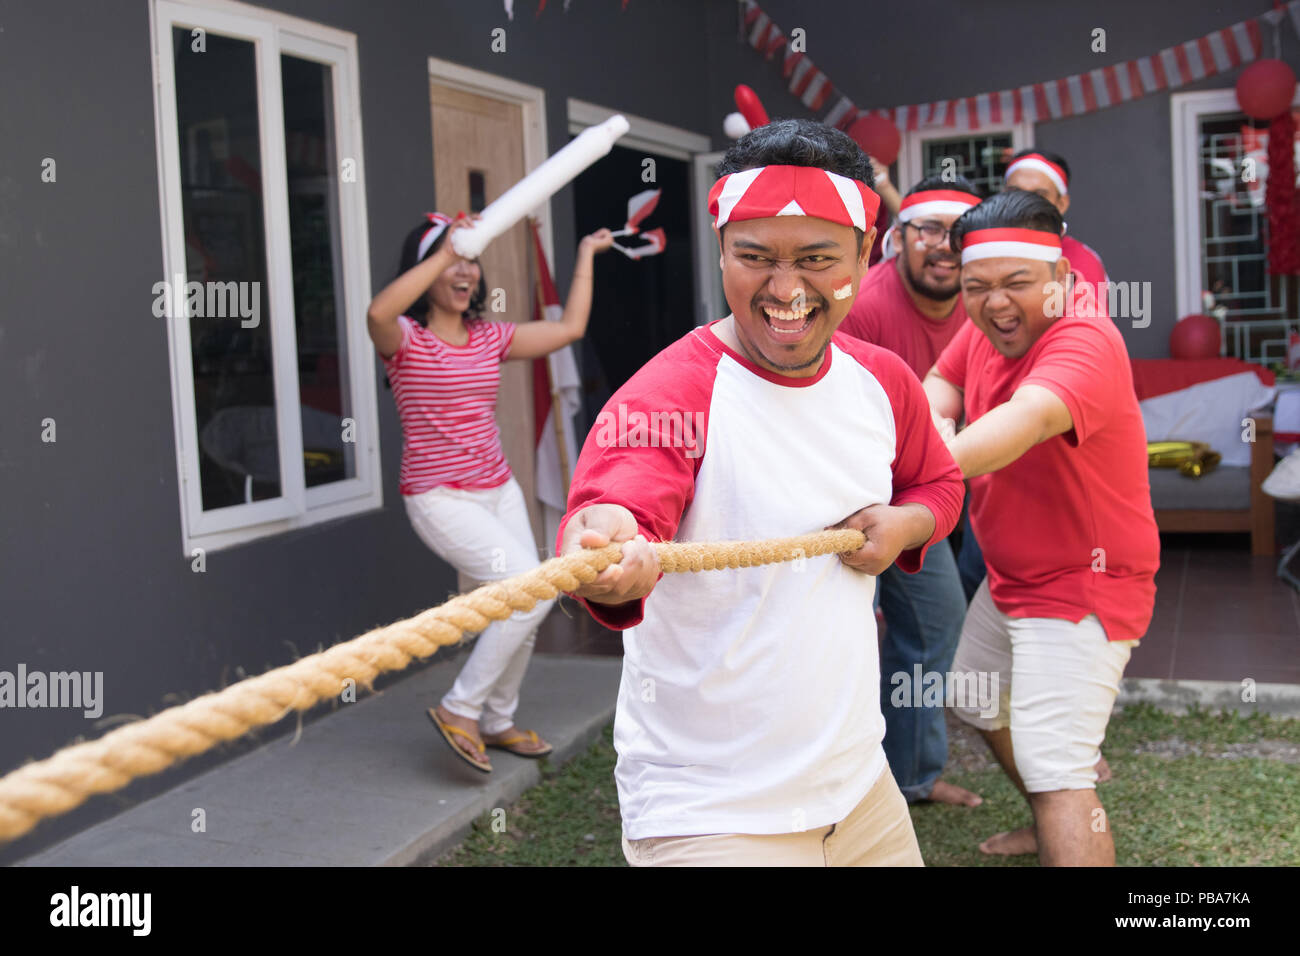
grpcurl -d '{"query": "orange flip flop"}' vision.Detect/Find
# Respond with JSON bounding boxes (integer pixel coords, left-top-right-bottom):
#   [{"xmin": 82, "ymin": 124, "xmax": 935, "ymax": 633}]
[
  {"xmin": 483, "ymin": 729, "xmax": 553, "ymax": 759},
  {"xmin": 428, "ymin": 708, "xmax": 491, "ymax": 773}
]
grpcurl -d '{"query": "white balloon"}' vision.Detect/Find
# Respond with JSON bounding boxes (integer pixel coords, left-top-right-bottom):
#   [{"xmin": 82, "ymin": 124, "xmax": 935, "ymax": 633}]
[{"xmin": 724, "ymin": 112, "xmax": 751, "ymax": 140}]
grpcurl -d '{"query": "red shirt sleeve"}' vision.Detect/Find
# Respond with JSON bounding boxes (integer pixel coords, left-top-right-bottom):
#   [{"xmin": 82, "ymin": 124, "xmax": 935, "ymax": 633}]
[
  {"xmin": 1020, "ymin": 318, "xmax": 1126, "ymax": 446},
  {"xmin": 933, "ymin": 317, "xmax": 976, "ymax": 388},
  {"xmin": 382, "ymin": 316, "xmax": 415, "ymax": 373},
  {"xmin": 488, "ymin": 320, "xmax": 516, "ymax": 359},
  {"xmin": 556, "ymin": 333, "xmax": 718, "ymax": 629},
  {"xmin": 835, "ymin": 336, "xmax": 966, "ymax": 573}
]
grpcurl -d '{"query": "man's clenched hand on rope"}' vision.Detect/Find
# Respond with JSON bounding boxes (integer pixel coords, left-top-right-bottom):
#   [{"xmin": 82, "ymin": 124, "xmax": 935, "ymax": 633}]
[
  {"xmin": 827, "ymin": 503, "xmax": 937, "ymax": 576},
  {"xmin": 560, "ymin": 500, "xmax": 938, "ymax": 600},
  {"xmin": 560, "ymin": 504, "xmax": 661, "ymax": 606}
]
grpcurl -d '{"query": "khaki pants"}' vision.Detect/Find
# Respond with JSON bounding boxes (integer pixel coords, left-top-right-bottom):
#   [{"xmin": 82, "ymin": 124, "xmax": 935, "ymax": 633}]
[{"xmin": 620, "ymin": 769, "xmax": 924, "ymax": 867}]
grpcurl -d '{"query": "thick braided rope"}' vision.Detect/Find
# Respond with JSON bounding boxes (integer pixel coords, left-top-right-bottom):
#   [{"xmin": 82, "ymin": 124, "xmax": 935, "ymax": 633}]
[{"xmin": 0, "ymin": 529, "xmax": 863, "ymax": 842}]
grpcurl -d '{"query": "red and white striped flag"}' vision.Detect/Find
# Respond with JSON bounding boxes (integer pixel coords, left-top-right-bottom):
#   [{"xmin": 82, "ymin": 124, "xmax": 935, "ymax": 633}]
[
  {"xmin": 529, "ymin": 220, "xmax": 582, "ymax": 555},
  {"xmin": 739, "ymin": 0, "xmax": 1289, "ymax": 135}
]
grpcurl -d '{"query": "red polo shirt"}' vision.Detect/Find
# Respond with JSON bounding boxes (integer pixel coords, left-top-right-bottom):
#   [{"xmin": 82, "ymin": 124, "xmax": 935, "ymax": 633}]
[{"xmin": 934, "ymin": 314, "xmax": 1159, "ymax": 642}]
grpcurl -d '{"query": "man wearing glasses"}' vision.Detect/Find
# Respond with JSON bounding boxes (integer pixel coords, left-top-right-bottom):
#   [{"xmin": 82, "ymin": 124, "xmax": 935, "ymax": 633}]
[
  {"xmin": 839, "ymin": 176, "xmax": 985, "ymax": 811},
  {"xmin": 557, "ymin": 119, "xmax": 965, "ymax": 866}
]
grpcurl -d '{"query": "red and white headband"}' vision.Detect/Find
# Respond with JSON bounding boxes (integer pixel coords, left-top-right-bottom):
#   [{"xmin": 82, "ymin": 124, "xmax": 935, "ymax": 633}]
[
  {"xmin": 960, "ymin": 228, "xmax": 1062, "ymax": 265},
  {"xmin": 708, "ymin": 165, "xmax": 881, "ymax": 232},
  {"xmin": 1004, "ymin": 153, "xmax": 1068, "ymax": 195},
  {"xmin": 897, "ymin": 189, "xmax": 981, "ymax": 223},
  {"xmin": 417, "ymin": 212, "xmax": 453, "ymax": 261}
]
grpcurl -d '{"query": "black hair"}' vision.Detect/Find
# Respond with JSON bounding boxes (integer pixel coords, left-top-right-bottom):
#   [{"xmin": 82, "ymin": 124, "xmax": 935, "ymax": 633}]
[
  {"xmin": 1008, "ymin": 147, "xmax": 1071, "ymax": 186},
  {"xmin": 949, "ymin": 188, "xmax": 1064, "ymax": 255},
  {"xmin": 395, "ymin": 217, "xmax": 488, "ymax": 326},
  {"xmin": 716, "ymin": 118, "xmax": 875, "ymax": 182},
  {"xmin": 905, "ymin": 173, "xmax": 981, "ymax": 199},
  {"xmin": 715, "ymin": 118, "xmax": 874, "ymax": 251}
]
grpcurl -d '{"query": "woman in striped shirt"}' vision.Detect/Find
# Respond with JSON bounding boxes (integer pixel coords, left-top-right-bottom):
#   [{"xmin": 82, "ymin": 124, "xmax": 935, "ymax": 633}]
[{"xmin": 367, "ymin": 213, "xmax": 613, "ymax": 773}]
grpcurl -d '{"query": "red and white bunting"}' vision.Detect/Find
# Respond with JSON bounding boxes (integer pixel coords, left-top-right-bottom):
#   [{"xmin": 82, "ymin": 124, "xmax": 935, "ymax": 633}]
[{"xmin": 739, "ymin": 0, "xmax": 1291, "ymax": 134}]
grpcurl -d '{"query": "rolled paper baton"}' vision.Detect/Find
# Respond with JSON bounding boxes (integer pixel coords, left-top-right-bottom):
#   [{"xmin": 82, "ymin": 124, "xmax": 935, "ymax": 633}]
[{"xmin": 451, "ymin": 114, "xmax": 631, "ymax": 259}]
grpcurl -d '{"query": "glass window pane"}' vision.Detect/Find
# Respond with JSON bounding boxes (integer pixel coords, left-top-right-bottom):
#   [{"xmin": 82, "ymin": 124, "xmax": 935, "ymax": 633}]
[
  {"xmin": 1197, "ymin": 110, "xmax": 1297, "ymax": 334},
  {"xmin": 173, "ymin": 27, "xmax": 280, "ymax": 510},
  {"xmin": 281, "ymin": 54, "xmax": 353, "ymax": 489},
  {"xmin": 922, "ymin": 133, "xmax": 1012, "ymax": 194}
]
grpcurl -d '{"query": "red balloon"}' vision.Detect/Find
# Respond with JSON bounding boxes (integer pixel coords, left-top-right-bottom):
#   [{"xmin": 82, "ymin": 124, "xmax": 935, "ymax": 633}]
[
  {"xmin": 1169, "ymin": 313, "xmax": 1221, "ymax": 360},
  {"xmin": 733, "ymin": 85, "xmax": 769, "ymax": 130},
  {"xmin": 1236, "ymin": 59, "xmax": 1297, "ymax": 120},
  {"xmin": 847, "ymin": 114, "xmax": 901, "ymax": 167}
]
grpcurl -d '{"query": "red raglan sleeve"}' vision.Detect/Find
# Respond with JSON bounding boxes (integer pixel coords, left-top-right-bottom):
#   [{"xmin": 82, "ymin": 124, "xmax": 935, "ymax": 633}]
[
  {"xmin": 555, "ymin": 333, "xmax": 718, "ymax": 630},
  {"xmin": 846, "ymin": 341, "xmax": 966, "ymax": 574}
]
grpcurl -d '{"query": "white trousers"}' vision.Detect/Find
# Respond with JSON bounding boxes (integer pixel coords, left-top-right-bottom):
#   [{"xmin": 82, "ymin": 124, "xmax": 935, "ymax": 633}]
[{"xmin": 403, "ymin": 478, "xmax": 553, "ymax": 735}]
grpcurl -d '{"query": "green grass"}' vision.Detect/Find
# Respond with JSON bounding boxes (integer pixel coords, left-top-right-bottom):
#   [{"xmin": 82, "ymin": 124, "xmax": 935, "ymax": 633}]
[
  {"xmin": 438, "ymin": 704, "xmax": 1300, "ymax": 867},
  {"xmin": 439, "ymin": 725, "xmax": 625, "ymax": 867}
]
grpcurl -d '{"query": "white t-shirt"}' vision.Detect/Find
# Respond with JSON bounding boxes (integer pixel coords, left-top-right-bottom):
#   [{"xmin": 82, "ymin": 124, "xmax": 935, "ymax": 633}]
[{"xmin": 559, "ymin": 322, "xmax": 965, "ymax": 840}]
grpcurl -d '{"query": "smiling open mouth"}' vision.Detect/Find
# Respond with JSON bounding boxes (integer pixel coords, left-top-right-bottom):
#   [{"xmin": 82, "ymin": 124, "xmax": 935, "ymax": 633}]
[{"xmin": 760, "ymin": 302, "xmax": 820, "ymax": 335}]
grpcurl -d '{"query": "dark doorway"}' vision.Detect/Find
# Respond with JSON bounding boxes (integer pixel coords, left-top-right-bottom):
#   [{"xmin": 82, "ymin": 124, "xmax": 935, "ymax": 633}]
[{"xmin": 572, "ymin": 144, "xmax": 695, "ymax": 427}]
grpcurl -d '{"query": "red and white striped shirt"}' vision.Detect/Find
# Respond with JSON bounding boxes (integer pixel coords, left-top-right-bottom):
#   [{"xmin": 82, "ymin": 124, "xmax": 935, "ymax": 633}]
[{"xmin": 383, "ymin": 315, "xmax": 517, "ymax": 494}]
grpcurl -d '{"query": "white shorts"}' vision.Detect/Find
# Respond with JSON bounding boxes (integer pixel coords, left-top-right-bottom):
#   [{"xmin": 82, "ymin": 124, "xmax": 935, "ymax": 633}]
[{"xmin": 951, "ymin": 580, "xmax": 1137, "ymax": 793}]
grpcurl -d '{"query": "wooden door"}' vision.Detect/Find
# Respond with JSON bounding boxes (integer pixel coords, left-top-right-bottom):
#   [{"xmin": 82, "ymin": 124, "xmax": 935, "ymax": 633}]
[{"xmin": 429, "ymin": 82, "xmax": 540, "ymax": 584}]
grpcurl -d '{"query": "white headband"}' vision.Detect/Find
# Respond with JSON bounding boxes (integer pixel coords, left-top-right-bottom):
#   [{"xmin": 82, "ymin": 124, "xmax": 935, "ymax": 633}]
[
  {"xmin": 960, "ymin": 228, "xmax": 1062, "ymax": 265},
  {"xmin": 1004, "ymin": 155, "xmax": 1068, "ymax": 196},
  {"xmin": 897, "ymin": 190, "xmax": 981, "ymax": 223},
  {"xmin": 417, "ymin": 213, "xmax": 453, "ymax": 261}
]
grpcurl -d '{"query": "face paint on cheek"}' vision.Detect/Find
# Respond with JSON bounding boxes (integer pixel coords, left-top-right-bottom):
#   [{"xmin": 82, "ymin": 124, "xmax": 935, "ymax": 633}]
[
  {"xmin": 913, "ymin": 239, "xmax": 927, "ymax": 251},
  {"xmin": 832, "ymin": 277, "xmax": 853, "ymax": 300}
]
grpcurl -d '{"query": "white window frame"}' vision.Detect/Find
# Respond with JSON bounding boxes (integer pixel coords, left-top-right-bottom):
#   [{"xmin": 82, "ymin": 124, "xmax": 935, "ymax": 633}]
[
  {"xmin": 1171, "ymin": 87, "xmax": 1300, "ymax": 322},
  {"xmin": 150, "ymin": 0, "xmax": 380, "ymax": 556},
  {"xmin": 899, "ymin": 118, "xmax": 1034, "ymax": 193}
]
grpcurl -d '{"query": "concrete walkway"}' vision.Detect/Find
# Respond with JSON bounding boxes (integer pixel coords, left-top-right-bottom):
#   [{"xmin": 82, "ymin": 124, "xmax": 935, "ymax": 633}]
[{"xmin": 19, "ymin": 654, "xmax": 621, "ymax": 867}]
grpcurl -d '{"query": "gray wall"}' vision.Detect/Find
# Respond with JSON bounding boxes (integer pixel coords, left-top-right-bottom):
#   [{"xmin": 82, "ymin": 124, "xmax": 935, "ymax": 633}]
[
  {"xmin": 0, "ymin": 0, "xmax": 714, "ymax": 862},
  {"xmin": 0, "ymin": 0, "xmax": 1287, "ymax": 858}
]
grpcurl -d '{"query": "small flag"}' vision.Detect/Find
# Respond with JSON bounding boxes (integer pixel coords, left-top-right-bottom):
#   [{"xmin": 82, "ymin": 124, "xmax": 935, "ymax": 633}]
[
  {"xmin": 614, "ymin": 227, "xmax": 666, "ymax": 260},
  {"xmin": 608, "ymin": 189, "xmax": 666, "ymax": 259}
]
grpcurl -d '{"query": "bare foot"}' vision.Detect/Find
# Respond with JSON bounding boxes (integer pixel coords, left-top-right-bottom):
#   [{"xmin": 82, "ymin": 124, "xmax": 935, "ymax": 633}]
[
  {"xmin": 979, "ymin": 825, "xmax": 1037, "ymax": 856},
  {"xmin": 482, "ymin": 725, "xmax": 552, "ymax": 756},
  {"xmin": 1095, "ymin": 753, "xmax": 1112, "ymax": 783},
  {"xmin": 434, "ymin": 705, "xmax": 491, "ymax": 770},
  {"xmin": 926, "ymin": 779, "xmax": 983, "ymax": 807}
]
